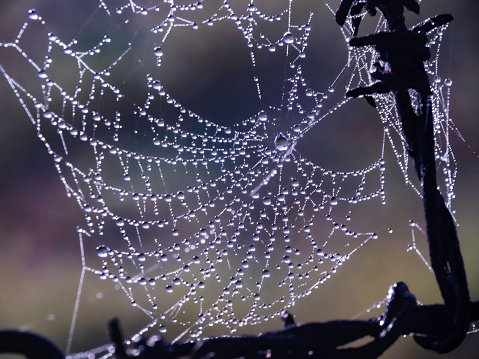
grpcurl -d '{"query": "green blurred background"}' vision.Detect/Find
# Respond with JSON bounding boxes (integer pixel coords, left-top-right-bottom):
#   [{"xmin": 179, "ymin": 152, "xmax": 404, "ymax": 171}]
[{"xmin": 0, "ymin": 0, "xmax": 478, "ymax": 358}]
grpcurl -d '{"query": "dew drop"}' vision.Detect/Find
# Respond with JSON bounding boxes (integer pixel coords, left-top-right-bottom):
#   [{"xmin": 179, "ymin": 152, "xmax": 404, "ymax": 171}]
[
  {"xmin": 166, "ymin": 285, "xmax": 173, "ymax": 293},
  {"xmin": 258, "ymin": 110, "xmax": 267, "ymax": 122},
  {"xmin": 274, "ymin": 132, "xmax": 289, "ymax": 152},
  {"xmin": 330, "ymin": 197, "xmax": 338, "ymax": 206},
  {"xmin": 152, "ymin": 80, "xmax": 162, "ymax": 90},
  {"xmin": 38, "ymin": 70, "xmax": 47, "ymax": 78},
  {"xmin": 153, "ymin": 46, "xmax": 163, "ymax": 57},
  {"xmin": 28, "ymin": 9, "xmax": 39, "ymax": 20},
  {"xmin": 444, "ymin": 78, "xmax": 453, "ymax": 87},
  {"xmin": 283, "ymin": 32, "xmax": 294, "ymax": 45},
  {"xmin": 96, "ymin": 245, "xmax": 108, "ymax": 258}
]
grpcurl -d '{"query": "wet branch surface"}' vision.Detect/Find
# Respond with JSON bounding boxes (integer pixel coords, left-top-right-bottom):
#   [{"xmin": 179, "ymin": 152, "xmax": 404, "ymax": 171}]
[{"xmin": 0, "ymin": 1, "xmax": 477, "ymax": 358}]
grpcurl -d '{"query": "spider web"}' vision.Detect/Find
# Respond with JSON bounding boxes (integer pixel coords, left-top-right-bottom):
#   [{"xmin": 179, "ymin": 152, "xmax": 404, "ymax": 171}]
[{"xmin": 0, "ymin": 0, "xmax": 469, "ymax": 356}]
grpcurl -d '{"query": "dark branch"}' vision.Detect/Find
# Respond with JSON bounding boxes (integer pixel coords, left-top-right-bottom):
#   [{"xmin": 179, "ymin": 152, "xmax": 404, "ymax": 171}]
[
  {"xmin": 105, "ymin": 297, "xmax": 479, "ymax": 358},
  {"xmin": 0, "ymin": 330, "xmax": 65, "ymax": 359},
  {"xmin": 343, "ymin": 0, "xmax": 468, "ymax": 354}
]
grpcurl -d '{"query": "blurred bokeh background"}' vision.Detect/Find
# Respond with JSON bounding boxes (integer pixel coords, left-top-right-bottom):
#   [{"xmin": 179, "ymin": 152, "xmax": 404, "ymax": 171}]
[{"xmin": 0, "ymin": 0, "xmax": 478, "ymax": 358}]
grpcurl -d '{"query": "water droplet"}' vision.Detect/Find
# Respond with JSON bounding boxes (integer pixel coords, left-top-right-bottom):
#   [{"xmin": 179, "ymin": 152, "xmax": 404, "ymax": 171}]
[
  {"xmin": 152, "ymin": 80, "xmax": 162, "ymax": 90},
  {"xmin": 28, "ymin": 9, "xmax": 39, "ymax": 20},
  {"xmin": 330, "ymin": 197, "xmax": 338, "ymax": 206},
  {"xmin": 258, "ymin": 110, "xmax": 267, "ymax": 122},
  {"xmin": 115, "ymin": 218, "xmax": 125, "ymax": 227},
  {"xmin": 283, "ymin": 32, "xmax": 294, "ymax": 45},
  {"xmin": 38, "ymin": 70, "xmax": 47, "ymax": 78},
  {"xmin": 96, "ymin": 246, "xmax": 108, "ymax": 258},
  {"xmin": 263, "ymin": 196, "xmax": 271, "ymax": 205},
  {"xmin": 153, "ymin": 46, "xmax": 163, "ymax": 57},
  {"xmin": 166, "ymin": 285, "xmax": 173, "ymax": 293},
  {"xmin": 274, "ymin": 132, "xmax": 289, "ymax": 152},
  {"xmin": 444, "ymin": 78, "xmax": 452, "ymax": 87}
]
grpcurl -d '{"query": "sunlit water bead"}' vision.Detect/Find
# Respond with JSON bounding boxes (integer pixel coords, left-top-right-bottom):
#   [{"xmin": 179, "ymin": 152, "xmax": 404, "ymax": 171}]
[
  {"xmin": 37, "ymin": 70, "xmax": 47, "ymax": 79},
  {"xmin": 274, "ymin": 132, "xmax": 289, "ymax": 152},
  {"xmin": 444, "ymin": 78, "xmax": 453, "ymax": 87},
  {"xmin": 258, "ymin": 110, "xmax": 267, "ymax": 122},
  {"xmin": 96, "ymin": 245, "xmax": 109, "ymax": 258},
  {"xmin": 153, "ymin": 46, "xmax": 163, "ymax": 57},
  {"xmin": 283, "ymin": 32, "xmax": 294, "ymax": 45},
  {"xmin": 28, "ymin": 9, "xmax": 40, "ymax": 20}
]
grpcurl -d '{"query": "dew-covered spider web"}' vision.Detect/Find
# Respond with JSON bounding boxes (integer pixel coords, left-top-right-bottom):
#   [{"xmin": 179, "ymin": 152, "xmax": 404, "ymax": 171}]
[{"xmin": 0, "ymin": 0, "xmax": 473, "ymax": 356}]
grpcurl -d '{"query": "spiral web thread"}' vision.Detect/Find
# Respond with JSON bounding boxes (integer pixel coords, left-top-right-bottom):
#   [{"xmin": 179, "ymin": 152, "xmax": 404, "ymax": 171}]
[{"xmin": 0, "ymin": 0, "xmax": 459, "ymax": 355}]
